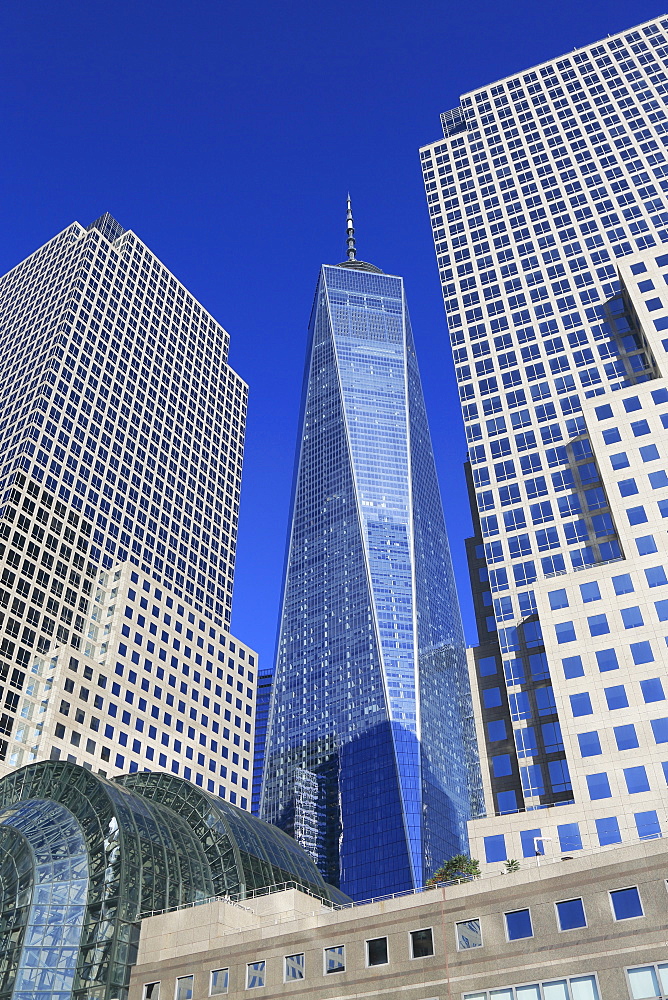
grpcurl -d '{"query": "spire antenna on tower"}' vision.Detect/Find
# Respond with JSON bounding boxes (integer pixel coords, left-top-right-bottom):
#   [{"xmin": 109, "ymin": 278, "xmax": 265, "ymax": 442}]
[{"xmin": 346, "ymin": 194, "xmax": 357, "ymax": 261}]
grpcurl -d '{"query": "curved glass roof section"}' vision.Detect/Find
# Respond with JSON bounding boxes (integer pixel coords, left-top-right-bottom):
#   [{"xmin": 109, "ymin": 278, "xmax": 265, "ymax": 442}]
[{"xmin": 0, "ymin": 761, "xmax": 344, "ymax": 1000}]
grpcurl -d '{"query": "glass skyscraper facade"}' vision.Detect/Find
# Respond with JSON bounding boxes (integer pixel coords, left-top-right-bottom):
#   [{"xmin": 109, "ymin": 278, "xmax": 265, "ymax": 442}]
[
  {"xmin": 261, "ymin": 234, "xmax": 479, "ymax": 900},
  {"xmin": 420, "ymin": 16, "xmax": 668, "ymax": 862}
]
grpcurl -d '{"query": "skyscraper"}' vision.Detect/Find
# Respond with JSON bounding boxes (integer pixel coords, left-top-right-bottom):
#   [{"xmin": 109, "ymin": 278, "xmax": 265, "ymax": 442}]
[
  {"xmin": 261, "ymin": 203, "xmax": 479, "ymax": 900},
  {"xmin": 420, "ymin": 16, "xmax": 668, "ymax": 861},
  {"xmin": 0, "ymin": 213, "xmax": 257, "ymax": 803}
]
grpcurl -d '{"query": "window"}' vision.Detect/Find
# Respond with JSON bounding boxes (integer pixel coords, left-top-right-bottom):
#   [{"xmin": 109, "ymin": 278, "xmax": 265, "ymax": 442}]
[
  {"xmin": 144, "ymin": 986, "xmax": 160, "ymax": 1000},
  {"xmin": 562, "ymin": 655, "xmax": 584, "ymax": 678},
  {"xmin": 612, "ymin": 573, "xmax": 634, "ymax": 595},
  {"xmin": 586, "ymin": 772, "xmax": 611, "ymax": 800},
  {"xmin": 610, "ymin": 886, "xmax": 643, "ymax": 920},
  {"xmin": 505, "ymin": 908, "xmax": 533, "ymax": 940},
  {"xmin": 627, "ymin": 962, "xmax": 668, "ymax": 998},
  {"xmin": 578, "ymin": 731, "xmax": 601, "ymax": 757},
  {"xmin": 646, "ymin": 565, "xmax": 668, "ymax": 587},
  {"xmin": 284, "ymin": 954, "xmax": 305, "ymax": 981},
  {"xmin": 324, "ymin": 946, "xmax": 345, "ymax": 974},
  {"xmin": 410, "ymin": 928, "xmax": 434, "ymax": 958},
  {"xmin": 556, "ymin": 621, "xmax": 576, "ymax": 643},
  {"xmin": 595, "ymin": 648, "xmax": 618, "ymax": 673},
  {"xmin": 595, "ymin": 816, "xmax": 621, "ymax": 846},
  {"xmin": 635, "ymin": 810, "xmax": 661, "ymax": 841},
  {"xmin": 366, "ymin": 938, "xmax": 388, "ymax": 966},
  {"xmin": 636, "ymin": 535, "xmax": 658, "ymax": 556},
  {"xmin": 605, "ymin": 684, "xmax": 628, "ymax": 710},
  {"xmin": 456, "ymin": 918, "xmax": 482, "ymax": 950},
  {"xmin": 650, "ymin": 717, "xmax": 668, "ymax": 744},
  {"xmin": 614, "ymin": 724, "xmax": 639, "ymax": 751},
  {"xmin": 641, "ymin": 677, "xmax": 665, "ymax": 702},
  {"xmin": 624, "ymin": 765, "xmax": 650, "ymax": 794},
  {"xmin": 580, "ymin": 581, "xmax": 600, "ymax": 603},
  {"xmin": 484, "ymin": 833, "xmax": 507, "ymax": 862},
  {"xmin": 175, "ymin": 977, "xmax": 193, "ymax": 1000},
  {"xmin": 621, "ymin": 606, "xmax": 644, "ymax": 629},
  {"xmin": 557, "ymin": 823, "xmax": 582, "ymax": 853},
  {"xmin": 210, "ymin": 969, "xmax": 229, "ymax": 995},
  {"xmin": 464, "ymin": 976, "xmax": 600, "ymax": 1000},
  {"xmin": 246, "ymin": 962, "xmax": 265, "ymax": 988},
  {"xmin": 556, "ymin": 897, "xmax": 586, "ymax": 930},
  {"xmin": 549, "ymin": 588, "xmax": 568, "ymax": 609},
  {"xmin": 587, "ymin": 614, "xmax": 609, "ymax": 637},
  {"xmin": 570, "ymin": 692, "xmax": 592, "ymax": 716}
]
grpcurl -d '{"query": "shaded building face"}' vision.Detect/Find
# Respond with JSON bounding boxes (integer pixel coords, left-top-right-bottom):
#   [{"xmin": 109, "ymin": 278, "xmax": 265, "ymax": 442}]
[{"xmin": 261, "ymin": 261, "xmax": 479, "ymax": 900}]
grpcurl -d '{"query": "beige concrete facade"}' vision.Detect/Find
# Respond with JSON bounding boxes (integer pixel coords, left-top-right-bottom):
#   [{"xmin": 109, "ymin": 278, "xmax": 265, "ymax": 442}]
[
  {"xmin": 129, "ymin": 839, "xmax": 668, "ymax": 1000},
  {"xmin": 1, "ymin": 560, "xmax": 258, "ymax": 807}
]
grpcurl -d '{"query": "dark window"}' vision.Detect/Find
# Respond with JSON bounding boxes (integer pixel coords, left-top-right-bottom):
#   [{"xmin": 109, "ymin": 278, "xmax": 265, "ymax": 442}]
[
  {"xmin": 410, "ymin": 928, "xmax": 434, "ymax": 958},
  {"xmin": 367, "ymin": 937, "xmax": 388, "ymax": 966}
]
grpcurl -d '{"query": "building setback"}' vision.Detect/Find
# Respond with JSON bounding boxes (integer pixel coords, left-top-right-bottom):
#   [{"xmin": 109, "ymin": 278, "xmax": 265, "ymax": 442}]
[
  {"xmin": 0, "ymin": 214, "xmax": 256, "ymax": 801},
  {"xmin": 419, "ymin": 17, "xmax": 668, "ymax": 862},
  {"xmin": 260, "ymin": 207, "xmax": 480, "ymax": 900}
]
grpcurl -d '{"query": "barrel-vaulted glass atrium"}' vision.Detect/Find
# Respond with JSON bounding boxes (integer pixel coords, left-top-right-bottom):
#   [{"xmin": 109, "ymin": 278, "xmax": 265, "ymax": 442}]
[{"xmin": 0, "ymin": 760, "xmax": 345, "ymax": 1000}]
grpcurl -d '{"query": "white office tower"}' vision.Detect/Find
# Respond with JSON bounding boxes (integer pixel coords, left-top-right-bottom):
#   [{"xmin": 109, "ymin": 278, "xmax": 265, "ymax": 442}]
[
  {"xmin": 0, "ymin": 214, "xmax": 257, "ymax": 807},
  {"xmin": 420, "ymin": 17, "xmax": 668, "ymax": 864}
]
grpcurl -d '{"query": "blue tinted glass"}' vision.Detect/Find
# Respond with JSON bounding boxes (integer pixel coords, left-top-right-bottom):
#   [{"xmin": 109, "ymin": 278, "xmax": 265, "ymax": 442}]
[
  {"xmin": 577, "ymin": 731, "xmax": 601, "ymax": 756},
  {"xmin": 623, "ymin": 397, "xmax": 642, "ymax": 413},
  {"xmin": 479, "ymin": 656, "xmax": 498, "ymax": 676},
  {"xmin": 650, "ymin": 717, "xmax": 668, "ymax": 743},
  {"xmin": 595, "ymin": 816, "xmax": 621, "ymax": 846},
  {"xmin": 548, "ymin": 758, "xmax": 571, "ymax": 793},
  {"xmin": 483, "ymin": 687, "xmax": 503, "ymax": 708},
  {"xmin": 632, "ymin": 642, "xmax": 655, "ymax": 666},
  {"xmin": 586, "ymin": 772, "xmax": 611, "ymax": 800},
  {"xmin": 487, "ymin": 719, "xmax": 506, "ymax": 742},
  {"xmin": 596, "ymin": 404, "xmax": 614, "ymax": 420},
  {"xmin": 548, "ymin": 588, "xmax": 568, "ymax": 610},
  {"xmin": 557, "ymin": 823, "xmax": 582, "ymax": 852},
  {"xmin": 496, "ymin": 790, "xmax": 517, "ymax": 814},
  {"xmin": 601, "ymin": 426, "xmax": 620, "ymax": 442},
  {"xmin": 505, "ymin": 908, "xmax": 533, "ymax": 940},
  {"xmin": 610, "ymin": 887, "xmax": 643, "ymax": 920},
  {"xmin": 621, "ymin": 607, "xmax": 644, "ymax": 629},
  {"xmin": 555, "ymin": 621, "xmax": 576, "ymax": 643},
  {"xmin": 618, "ymin": 479, "xmax": 638, "ymax": 497},
  {"xmin": 579, "ymin": 582, "xmax": 600, "ymax": 603},
  {"xmin": 614, "ymin": 724, "xmax": 639, "ymax": 751},
  {"xmin": 562, "ymin": 655, "xmax": 584, "ymax": 679},
  {"xmin": 636, "ymin": 535, "xmax": 658, "ymax": 555},
  {"xmin": 624, "ymin": 766, "xmax": 650, "ymax": 794},
  {"xmin": 605, "ymin": 685, "xmax": 628, "ymax": 710},
  {"xmin": 520, "ymin": 828, "xmax": 542, "ymax": 858},
  {"xmin": 610, "ymin": 452, "xmax": 630, "ymax": 470},
  {"xmin": 640, "ymin": 678, "xmax": 665, "ymax": 702},
  {"xmin": 587, "ymin": 614, "xmax": 609, "ymax": 637},
  {"xmin": 640, "ymin": 444, "xmax": 660, "ymax": 462},
  {"xmin": 655, "ymin": 599, "xmax": 668, "ymax": 622},
  {"xmin": 627, "ymin": 506, "xmax": 648, "ymax": 525},
  {"xmin": 556, "ymin": 897, "xmax": 586, "ymax": 929},
  {"xmin": 484, "ymin": 834, "xmax": 507, "ymax": 863},
  {"xmin": 635, "ymin": 810, "xmax": 661, "ymax": 840},
  {"xmin": 645, "ymin": 565, "xmax": 668, "ymax": 587},
  {"xmin": 491, "ymin": 755, "xmax": 512, "ymax": 777},
  {"xmin": 612, "ymin": 574, "xmax": 634, "ymax": 595},
  {"xmin": 570, "ymin": 692, "xmax": 592, "ymax": 717},
  {"xmin": 595, "ymin": 648, "xmax": 619, "ymax": 672}
]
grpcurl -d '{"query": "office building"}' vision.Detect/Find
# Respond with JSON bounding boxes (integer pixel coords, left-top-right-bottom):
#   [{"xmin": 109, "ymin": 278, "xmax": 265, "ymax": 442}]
[
  {"xmin": 0, "ymin": 214, "xmax": 256, "ymax": 800},
  {"xmin": 130, "ymin": 836, "xmax": 668, "ymax": 1000},
  {"xmin": 419, "ymin": 16, "xmax": 668, "ymax": 862},
  {"xmin": 251, "ymin": 666, "xmax": 273, "ymax": 815},
  {"xmin": 0, "ymin": 760, "xmax": 345, "ymax": 999},
  {"xmin": 260, "ymin": 204, "xmax": 480, "ymax": 899}
]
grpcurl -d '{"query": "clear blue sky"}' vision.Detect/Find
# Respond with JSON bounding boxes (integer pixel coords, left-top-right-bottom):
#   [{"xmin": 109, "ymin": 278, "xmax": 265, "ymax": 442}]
[{"xmin": 0, "ymin": 0, "xmax": 660, "ymax": 665}]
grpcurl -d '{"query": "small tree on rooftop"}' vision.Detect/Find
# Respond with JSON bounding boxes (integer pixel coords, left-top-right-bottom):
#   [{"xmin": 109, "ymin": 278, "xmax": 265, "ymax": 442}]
[{"xmin": 426, "ymin": 853, "xmax": 481, "ymax": 886}]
